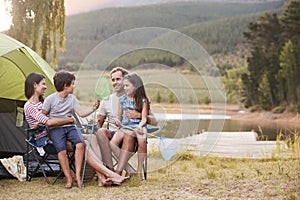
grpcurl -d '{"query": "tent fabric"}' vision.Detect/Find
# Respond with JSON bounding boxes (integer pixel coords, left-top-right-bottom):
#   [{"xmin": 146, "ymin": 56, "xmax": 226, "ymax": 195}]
[
  {"xmin": 0, "ymin": 33, "xmax": 56, "ymax": 158},
  {"xmin": 0, "ymin": 33, "xmax": 56, "ymax": 101}
]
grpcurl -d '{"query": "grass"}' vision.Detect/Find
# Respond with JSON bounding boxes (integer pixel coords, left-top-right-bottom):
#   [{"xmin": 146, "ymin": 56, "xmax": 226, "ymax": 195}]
[{"xmin": 1, "ymin": 151, "xmax": 299, "ymax": 200}]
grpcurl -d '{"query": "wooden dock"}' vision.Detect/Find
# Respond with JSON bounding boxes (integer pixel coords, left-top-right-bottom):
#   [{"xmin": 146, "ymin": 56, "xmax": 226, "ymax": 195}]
[{"xmin": 147, "ymin": 131, "xmax": 289, "ymax": 159}]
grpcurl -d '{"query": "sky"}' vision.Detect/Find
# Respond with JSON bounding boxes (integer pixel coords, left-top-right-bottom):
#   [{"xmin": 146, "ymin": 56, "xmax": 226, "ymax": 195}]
[
  {"xmin": 0, "ymin": 0, "xmax": 113, "ymax": 32},
  {"xmin": 65, "ymin": 0, "xmax": 113, "ymax": 15}
]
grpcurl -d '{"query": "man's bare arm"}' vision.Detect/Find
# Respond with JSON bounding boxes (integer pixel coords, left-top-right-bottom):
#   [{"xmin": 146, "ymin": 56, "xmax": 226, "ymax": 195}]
[{"xmin": 125, "ymin": 109, "xmax": 158, "ymax": 126}]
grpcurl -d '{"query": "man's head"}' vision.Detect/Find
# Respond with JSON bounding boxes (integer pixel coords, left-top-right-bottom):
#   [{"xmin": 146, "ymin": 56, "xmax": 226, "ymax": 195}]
[{"xmin": 110, "ymin": 67, "xmax": 129, "ymax": 94}]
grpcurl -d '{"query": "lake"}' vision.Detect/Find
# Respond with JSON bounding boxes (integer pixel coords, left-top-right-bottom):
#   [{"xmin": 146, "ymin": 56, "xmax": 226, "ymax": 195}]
[{"xmin": 153, "ymin": 113, "xmax": 296, "ymax": 141}]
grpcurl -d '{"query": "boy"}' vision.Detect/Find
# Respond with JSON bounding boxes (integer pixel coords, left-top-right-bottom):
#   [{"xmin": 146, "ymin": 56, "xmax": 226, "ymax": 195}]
[{"xmin": 43, "ymin": 70, "xmax": 99, "ymax": 188}]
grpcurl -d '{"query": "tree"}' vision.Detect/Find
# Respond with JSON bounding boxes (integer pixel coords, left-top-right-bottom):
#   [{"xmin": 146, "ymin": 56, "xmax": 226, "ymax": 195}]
[
  {"xmin": 243, "ymin": 13, "xmax": 282, "ymax": 108},
  {"xmin": 6, "ymin": 0, "xmax": 66, "ymax": 67}
]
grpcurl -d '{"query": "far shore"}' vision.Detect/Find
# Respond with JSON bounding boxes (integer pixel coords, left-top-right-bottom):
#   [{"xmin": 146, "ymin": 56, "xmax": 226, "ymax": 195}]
[{"xmin": 151, "ymin": 103, "xmax": 300, "ymax": 130}]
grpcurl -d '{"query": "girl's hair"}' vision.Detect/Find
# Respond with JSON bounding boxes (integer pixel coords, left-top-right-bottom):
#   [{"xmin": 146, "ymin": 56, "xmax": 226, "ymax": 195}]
[
  {"xmin": 53, "ymin": 70, "xmax": 76, "ymax": 92},
  {"xmin": 25, "ymin": 72, "xmax": 45, "ymax": 102},
  {"xmin": 123, "ymin": 73, "xmax": 149, "ymax": 112}
]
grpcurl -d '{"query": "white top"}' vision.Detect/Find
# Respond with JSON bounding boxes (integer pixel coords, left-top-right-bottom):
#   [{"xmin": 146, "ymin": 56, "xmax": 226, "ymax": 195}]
[{"xmin": 98, "ymin": 93, "xmax": 120, "ymax": 131}]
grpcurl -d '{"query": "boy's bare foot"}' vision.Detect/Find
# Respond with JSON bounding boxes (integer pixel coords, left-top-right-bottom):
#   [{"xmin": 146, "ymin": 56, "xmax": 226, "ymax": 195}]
[
  {"xmin": 65, "ymin": 182, "xmax": 72, "ymax": 189},
  {"xmin": 65, "ymin": 177, "xmax": 73, "ymax": 189}
]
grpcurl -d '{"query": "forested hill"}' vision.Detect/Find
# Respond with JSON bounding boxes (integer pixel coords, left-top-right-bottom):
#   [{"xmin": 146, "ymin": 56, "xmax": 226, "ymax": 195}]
[{"xmin": 58, "ymin": 0, "xmax": 285, "ymax": 68}]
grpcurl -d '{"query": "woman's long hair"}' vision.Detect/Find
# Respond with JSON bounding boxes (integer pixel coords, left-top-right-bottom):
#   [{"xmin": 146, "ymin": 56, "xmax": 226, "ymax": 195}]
[
  {"xmin": 123, "ymin": 73, "xmax": 149, "ymax": 113},
  {"xmin": 25, "ymin": 72, "xmax": 45, "ymax": 102}
]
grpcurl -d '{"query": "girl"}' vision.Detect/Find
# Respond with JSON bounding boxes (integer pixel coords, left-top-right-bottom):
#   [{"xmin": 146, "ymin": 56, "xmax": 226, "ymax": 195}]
[{"xmin": 112, "ymin": 73, "xmax": 149, "ymax": 180}]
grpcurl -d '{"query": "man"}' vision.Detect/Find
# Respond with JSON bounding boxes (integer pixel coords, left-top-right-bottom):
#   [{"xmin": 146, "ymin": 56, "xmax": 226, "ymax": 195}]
[{"xmin": 95, "ymin": 66, "xmax": 157, "ymax": 177}]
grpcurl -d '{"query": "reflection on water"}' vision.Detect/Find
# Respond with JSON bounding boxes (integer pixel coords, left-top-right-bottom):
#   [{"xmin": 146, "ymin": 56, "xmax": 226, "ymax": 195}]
[{"xmin": 154, "ymin": 113, "xmax": 296, "ymax": 141}]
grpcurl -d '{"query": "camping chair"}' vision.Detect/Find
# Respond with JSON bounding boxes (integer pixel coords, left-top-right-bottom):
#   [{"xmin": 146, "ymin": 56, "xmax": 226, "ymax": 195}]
[
  {"xmin": 25, "ymin": 125, "xmax": 75, "ymax": 185},
  {"xmin": 111, "ymin": 125, "xmax": 159, "ymax": 180}
]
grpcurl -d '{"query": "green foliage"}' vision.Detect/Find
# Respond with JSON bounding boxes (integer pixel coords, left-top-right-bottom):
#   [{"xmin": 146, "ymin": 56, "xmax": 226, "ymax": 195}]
[
  {"xmin": 6, "ymin": 0, "xmax": 65, "ymax": 67},
  {"xmin": 222, "ymin": 65, "xmax": 248, "ymax": 103},
  {"xmin": 203, "ymin": 95, "xmax": 211, "ymax": 105},
  {"xmin": 57, "ymin": 1, "xmax": 285, "ymax": 67},
  {"xmin": 242, "ymin": 1, "xmax": 300, "ymax": 111},
  {"xmin": 168, "ymin": 92, "xmax": 175, "ymax": 104},
  {"xmin": 248, "ymin": 105, "xmax": 261, "ymax": 113},
  {"xmin": 271, "ymin": 106, "xmax": 285, "ymax": 114},
  {"xmin": 156, "ymin": 91, "xmax": 161, "ymax": 103}
]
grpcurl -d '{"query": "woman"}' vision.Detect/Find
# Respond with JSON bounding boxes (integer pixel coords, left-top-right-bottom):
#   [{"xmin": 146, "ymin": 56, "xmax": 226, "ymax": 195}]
[{"xmin": 24, "ymin": 72, "xmax": 127, "ymax": 188}]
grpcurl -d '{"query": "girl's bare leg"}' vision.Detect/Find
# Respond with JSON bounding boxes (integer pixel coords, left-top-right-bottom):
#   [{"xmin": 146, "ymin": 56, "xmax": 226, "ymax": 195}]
[
  {"xmin": 114, "ymin": 131, "xmax": 135, "ymax": 175},
  {"xmin": 136, "ymin": 134, "xmax": 147, "ymax": 180}
]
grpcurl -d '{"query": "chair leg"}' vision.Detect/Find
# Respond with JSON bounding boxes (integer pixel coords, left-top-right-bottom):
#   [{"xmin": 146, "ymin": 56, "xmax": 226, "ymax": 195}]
[
  {"xmin": 143, "ymin": 153, "xmax": 147, "ymax": 180},
  {"xmin": 28, "ymin": 150, "xmax": 51, "ymax": 184}
]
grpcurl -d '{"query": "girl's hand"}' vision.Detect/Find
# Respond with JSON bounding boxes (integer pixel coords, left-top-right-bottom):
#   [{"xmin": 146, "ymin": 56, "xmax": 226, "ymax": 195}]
[
  {"xmin": 136, "ymin": 125, "xmax": 145, "ymax": 135},
  {"xmin": 113, "ymin": 119, "xmax": 122, "ymax": 127}
]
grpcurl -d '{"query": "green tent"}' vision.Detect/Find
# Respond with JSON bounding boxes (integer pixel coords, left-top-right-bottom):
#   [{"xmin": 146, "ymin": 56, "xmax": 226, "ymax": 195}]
[
  {"xmin": 0, "ymin": 33, "xmax": 56, "ymax": 159},
  {"xmin": 0, "ymin": 33, "xmax": 56, "ymax": 101}
]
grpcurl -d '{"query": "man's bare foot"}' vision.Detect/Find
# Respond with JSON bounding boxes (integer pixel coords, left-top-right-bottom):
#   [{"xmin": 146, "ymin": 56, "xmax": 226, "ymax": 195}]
[
  {"xmin": 98, "ymin": 177, "xmax": 112, "ymax": 187},
  {"xmin": 110, "ymin": 174, "xmax": 129, "ymax": 185},
  {"xmin": 125, "ymin": 171, "xmax": 131, "ymax": 177}
]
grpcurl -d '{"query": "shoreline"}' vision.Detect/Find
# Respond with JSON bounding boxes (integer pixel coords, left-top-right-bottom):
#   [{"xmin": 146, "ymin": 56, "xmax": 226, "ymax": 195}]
[{"xmin": 151, "ymin": 103, "xmax": 300, "ymax": 130}]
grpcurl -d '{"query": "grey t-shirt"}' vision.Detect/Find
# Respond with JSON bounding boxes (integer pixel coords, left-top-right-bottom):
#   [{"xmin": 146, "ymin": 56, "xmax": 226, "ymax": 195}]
[{"xmin": 43, "ymin": 93, "xmax": 80, "ymax": 119}]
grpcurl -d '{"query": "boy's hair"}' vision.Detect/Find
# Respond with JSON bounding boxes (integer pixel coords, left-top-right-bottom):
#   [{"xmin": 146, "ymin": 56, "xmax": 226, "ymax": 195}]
[
  {"xmin": 53, "ymin": 70, "xmax": 76, "ymax": 92},
  {"xmin": 25, "ymin": 72, "xmax": 45, "ymax": 102},
  {"xmin": 110, "ymin": 66, "xmax": 129, "ymax": 77}
]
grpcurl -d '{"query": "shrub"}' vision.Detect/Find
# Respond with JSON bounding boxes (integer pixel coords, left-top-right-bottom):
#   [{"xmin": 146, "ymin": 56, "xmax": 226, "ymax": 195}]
[{"xmin": 272, "ymin": 106, "xmax": 285, "ymax": 113}]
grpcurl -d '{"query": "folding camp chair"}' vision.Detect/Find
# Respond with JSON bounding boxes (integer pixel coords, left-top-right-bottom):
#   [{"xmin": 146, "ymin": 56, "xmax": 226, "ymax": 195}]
[
  {"xmin": 111, "ymin": 126, "xmax": 159, "ymax": 180},
  {"xmin": 25, "ymin": 125, "xmax": 75, "ymax": 185}
]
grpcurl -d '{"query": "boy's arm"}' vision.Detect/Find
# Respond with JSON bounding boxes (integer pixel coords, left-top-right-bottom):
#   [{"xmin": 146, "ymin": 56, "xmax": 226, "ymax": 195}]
[{"xmin": 74, "ymin": 99, "xmax": 100, "ymax": 118}]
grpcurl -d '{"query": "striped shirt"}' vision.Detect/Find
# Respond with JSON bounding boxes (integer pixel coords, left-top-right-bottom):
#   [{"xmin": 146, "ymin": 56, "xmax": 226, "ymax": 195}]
[{"xmin": 24, "ymin": 101, "xmax": 49, "ymax": 139}]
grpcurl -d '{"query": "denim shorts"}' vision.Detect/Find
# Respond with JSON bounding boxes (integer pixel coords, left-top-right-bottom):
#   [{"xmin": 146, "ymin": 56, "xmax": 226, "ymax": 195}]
[
  {"xmin": 49, "ymin": 126, "xmax": 84, "ymax": 153},
  {"xmin": 35, "ymin": 135, "xmax": 49, "ymax": 147}
]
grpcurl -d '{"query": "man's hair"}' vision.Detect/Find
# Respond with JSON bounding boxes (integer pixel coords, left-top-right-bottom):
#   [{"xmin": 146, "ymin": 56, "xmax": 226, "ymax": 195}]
[
  {"xmin": 53, "ymin": 70, "xmax": 76, "ymax": 92},
  {"xmin": 110, "ymin": 66, "xmax": 129, "ymax": 77}
]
